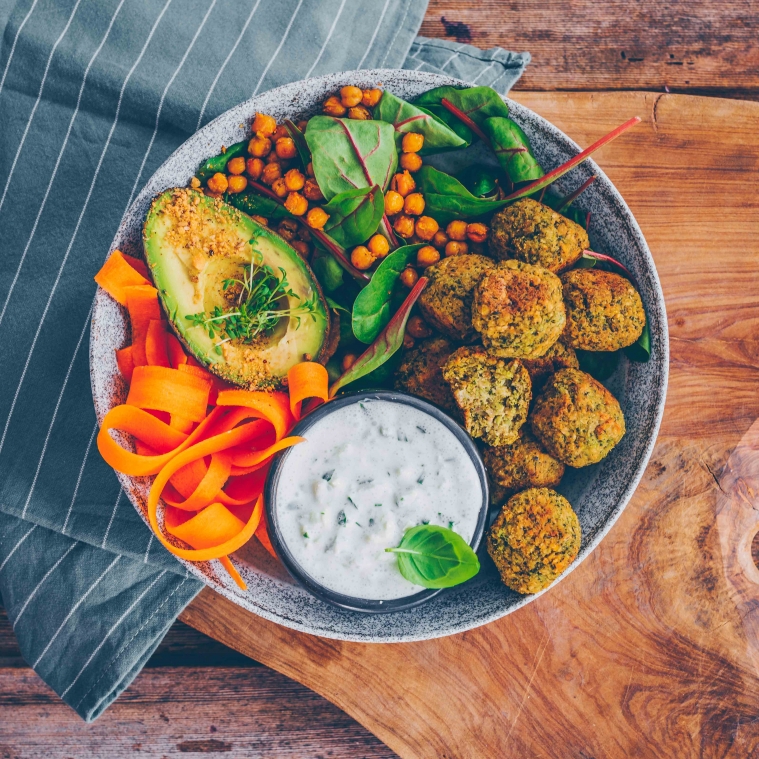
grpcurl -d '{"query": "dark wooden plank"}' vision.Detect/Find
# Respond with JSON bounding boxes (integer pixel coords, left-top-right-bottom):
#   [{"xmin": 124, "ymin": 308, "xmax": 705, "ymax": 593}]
[{"xmin": 423, "ymin": 1, "xmax": 759, "ymax": 100}]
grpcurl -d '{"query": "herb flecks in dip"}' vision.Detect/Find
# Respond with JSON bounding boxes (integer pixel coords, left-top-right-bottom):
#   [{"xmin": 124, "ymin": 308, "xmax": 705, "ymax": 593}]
[{"xmin": 275, "ymin": 399, "xmax": 482, "ymax": 600}]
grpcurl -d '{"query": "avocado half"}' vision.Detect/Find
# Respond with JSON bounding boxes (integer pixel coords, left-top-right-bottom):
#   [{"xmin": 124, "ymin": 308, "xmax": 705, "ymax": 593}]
[{"xmin": 142, "ymin": 188, "xmax": 330, "ymax": 389}]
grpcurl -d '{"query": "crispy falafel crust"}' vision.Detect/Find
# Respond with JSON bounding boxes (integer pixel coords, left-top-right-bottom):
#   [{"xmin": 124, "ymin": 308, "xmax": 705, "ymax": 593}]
[
  {"xmin": 561, "ymin": 268, "xmax": 646, "ymax": 351},
  {"xmin": 394, "ymin": 336, "xmax": 457, "ymax": 412},
  {"xmin": 487, "ymin": 487, "xmax": 581, "ymax": 594},
  {"xmin": 442, "ymin": 346, "xmax": 531, "ymax": 447},
  {"xmin": 530, "ymin": 368, "xmax": 625, "ymax": 467}
]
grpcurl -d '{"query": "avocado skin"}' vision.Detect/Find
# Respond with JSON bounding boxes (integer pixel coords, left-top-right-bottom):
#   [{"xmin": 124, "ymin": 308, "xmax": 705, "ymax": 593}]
[{"xmin": 142, "ymin": 188, "xmax": 331, "ymax": 389}]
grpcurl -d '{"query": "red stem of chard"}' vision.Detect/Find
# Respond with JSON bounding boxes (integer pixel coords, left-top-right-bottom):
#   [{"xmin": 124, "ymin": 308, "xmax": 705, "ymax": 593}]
[
  {"xmin": 383, "ymin": 214, "xmax": 400, "ymax": 248},
  {"xmin": 582, "ymin": 250, "xmax": 634, "ymax": 280},
  {"xmin": 503, "ymin": 117, "xmax": 641, "ymax": 203},
  {"xmin": 440, "ymin": 98, "xmax": 492, "ymax": 147},
  {"xmin": 558, "ymin": 175, "xmax": 597, "ymax": 214}
]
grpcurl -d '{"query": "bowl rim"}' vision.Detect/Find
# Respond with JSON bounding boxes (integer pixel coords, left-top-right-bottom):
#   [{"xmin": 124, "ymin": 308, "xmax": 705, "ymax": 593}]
[{"xmin": 263, "ymin": 389, "xmax": 490, "ymax": 613}]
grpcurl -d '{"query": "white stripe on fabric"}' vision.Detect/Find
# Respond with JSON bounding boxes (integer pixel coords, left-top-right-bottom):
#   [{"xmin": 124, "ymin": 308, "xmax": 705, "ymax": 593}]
[
  {"xmin": 250, "ymin": 0, "xmax": 305, "ymax": 97},
  {"xmin": 380, "ymin": 0, "xmax": 412, "ymax": 68},
  {"xmin": 413, "ymin": 59, "xmax": 426, "ymax": 70},
  {"xmin": 143, "ymin": 534, "xmax": 154, "ymax": 563},
  {"xmin": 124, "ymin": 0, "xmax": 217, "ymax": 212},
  {"xmin": 0, "ymin": 0, "xmax": 82, "ymax": 217},
  {"xmin": 101, "ymin": 489, "xmax": 122, "ymax": 549},
  {"xmin": 0, "ymin": 524, "xmax": 37, "ymax": 573},
  {"xmin": 0, "ymin": 0, "xmax": 126, "ymax": 331},
  {"xmin": 62, "ymin": 423, "xmax": 96, "ymax": 535},
  {"xmin": 196, "ymin": 0, "xmax": 262, "ymax": 130},
  {"xmin": 0, "ymin": 0, "xmax": 40, "ymax": 99},
  {"xmin": 0, "ymin": 0, "xmax": 173, "ymax": 460},
  {"xmin": 355, "ymin": 0, "xmax": 392, "ymax": 70},
  {"xmin": 12, "ymin": 541, "xmax": 78, "ymax": 624},
  {"xmin": 471, "ymin": 60, "xmax": 498, "ymax": 84},
  {"xmin": 303, "ymin": 0, "xmax": 347, "ymax": 79},
  {"xmin": 32, "ymin": 555, "xmax": 122, "ymax": 669},
  {"xmin": 61, "ymin": 569, "xmax": 170, "ymax": 700},
  {"xmin": 439, "ymin": 44, "xmax": 465, "ymax": 71},
  {"xmin": 21, "ymin": 302, "xmax": 93, "ymax": 519},
  {"xmin": 486, "ymin": 67, "xmax": 513, "ymax": 92}
]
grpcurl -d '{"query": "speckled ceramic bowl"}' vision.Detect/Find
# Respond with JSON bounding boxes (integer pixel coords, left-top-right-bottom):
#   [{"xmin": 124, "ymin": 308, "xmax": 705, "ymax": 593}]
[{"xmin": 90, "ymin": 69, "xmax": 668, "ymax": 642}]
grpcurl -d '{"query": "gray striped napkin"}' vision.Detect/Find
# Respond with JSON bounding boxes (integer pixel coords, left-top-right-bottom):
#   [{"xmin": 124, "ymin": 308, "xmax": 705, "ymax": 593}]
[{"xmin": 0, "ymin": 0, "xmax": 528, "ymax": 721}]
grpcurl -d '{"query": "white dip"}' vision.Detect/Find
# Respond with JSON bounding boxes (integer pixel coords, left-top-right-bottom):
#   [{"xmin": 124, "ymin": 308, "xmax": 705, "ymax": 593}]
[{"xmin": 275, "ymin": 399, "xmax": 483, "ymax": 600}]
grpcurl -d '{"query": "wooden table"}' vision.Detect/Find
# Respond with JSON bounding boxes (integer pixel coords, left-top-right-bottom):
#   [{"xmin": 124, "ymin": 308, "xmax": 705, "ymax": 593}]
[{"xmin": 4, "ymin": 2, "xmax": 759, "ymax": 756}]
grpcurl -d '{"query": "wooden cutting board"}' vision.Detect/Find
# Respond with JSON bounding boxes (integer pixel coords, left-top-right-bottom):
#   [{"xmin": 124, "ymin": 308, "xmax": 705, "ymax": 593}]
[{"xmin": 180, "ymin": 92, "xmax": 759, "ymax": 758}]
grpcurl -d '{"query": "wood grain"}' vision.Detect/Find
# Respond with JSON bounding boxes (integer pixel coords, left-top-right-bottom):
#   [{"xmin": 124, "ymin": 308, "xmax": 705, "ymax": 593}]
[
  {"xmin": 423, "ymin": 1, "xmax": 759, "ymax": 100},
  {"xmin": 181, "ymin": 91, "xmax": 759, "ymax": 759}
]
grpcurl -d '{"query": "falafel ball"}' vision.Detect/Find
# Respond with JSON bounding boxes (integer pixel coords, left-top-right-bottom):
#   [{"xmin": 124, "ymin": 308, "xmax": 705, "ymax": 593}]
[
  {"xmin": 472, "ymin": 260, "xmax": 566, "ymax": 359},
  {"xmin": 530, "ymin": 368, "xmax": 625, "ymax": 467},
  {"xmin": 489, "ymin": 198, "xmax": 589, "ymax": 273},
  {"xmin": 521, "ymin": 340, "xmax": 579, "ymax": 393},
  {"xmin": 561, "ymin": 268, "xmax": 646, "ymax": 351},
  {"xmin": 487, "ymin": 487, "xmax": 581, "ymax": 594},
  {"xmin": 394, "ymin": 336, "xmax": 457, "ymax": 413},
  {"xmin": 418, "ymin": 254, "xmax": 496, "ymax": 343},
  {"xmin": 484, "ymin": 428, "xmax": 565, "ymax": 499},
  {"xmin": 442, "ymin": 346, "xmax": 531, "ymax": 447}
]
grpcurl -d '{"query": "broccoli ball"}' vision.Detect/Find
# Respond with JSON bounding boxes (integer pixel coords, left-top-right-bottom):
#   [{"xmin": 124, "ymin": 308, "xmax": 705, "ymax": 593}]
[
  {"xmin": 442, "ymin": 347, "xmax": 531, "ymax": 446},
  {"xmin": 521, "ymin": 340, "xmax": 579, "ymax": 392},
  {"xmin": 531, "ymin": 368, "xmax": 625, "ymax": 467},
  {"xmin": 561, "ymin": 268, "xmax": 646, "ymax": 351},
  {"xmin": 484, "ymin": 429, "xmax": 565, "ymax": 498},
  {"xmin": 394, "ymin": 336, "xmax": 457, "ymax": 413},
  {"xmin": 489, "ymin": 198, "xmax": 589, "ymax": 273},
  {"xmin": 487, "ymin": 487, "xmax": 581, "ymax": 594},
  {"xmin": 472, "ymin": 260, "xmax": 565, "ymax": 359},
  {"xmin": 418, "ymin": 254, "xmax": 495, "ymax": 343}
]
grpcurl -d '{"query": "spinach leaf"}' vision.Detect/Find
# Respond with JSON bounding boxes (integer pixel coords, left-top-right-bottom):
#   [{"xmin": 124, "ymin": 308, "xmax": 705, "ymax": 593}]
[
  {"xmin": 311, "ymin": 247, "xmax": 345, "ymax": 293},
  {"xmin": 226, "ymin": 191, "xmax": 295, "ymax": 221},
  {"xmin": 577, "ymin": 349, "xmax": 621, "ymax": 381},
  {"xmin": 624, "ymin": 323, "xmax": 651, "ymax": 362},
  {"xmin": 305, "ymin": 115, "xmax": 398, "ymax": 201},
  {"xmin": 322, "ymin": 186, "xmax": 384, "ymax": 248},
  {"xmin": 455, "ymin": 165, "xmax": 500, "ymax": 199},
  {"xmin": 351, "ymin": 244, "xmax": 422, "ymax": 343},
  {"xmin": 385, "ymin": 525, "xmax": 480, "ymax": 589},
  {"xmin": 196, "ymin": 140, "xmax": 247, "ymax": 183},
  {"xmin": 284, "ymin": 119, "xmax": 311, "ymax": 167},
  {"xmin": 482, "ymin": 117, "xmax": 544, "ymax": 185},
  {"xmin": 329, "ymin": 276, "xmax": 427, "ymax": 396},
  {"xmin": 374, "ymin": 90, "xmax": 466, "ymax": 155}
]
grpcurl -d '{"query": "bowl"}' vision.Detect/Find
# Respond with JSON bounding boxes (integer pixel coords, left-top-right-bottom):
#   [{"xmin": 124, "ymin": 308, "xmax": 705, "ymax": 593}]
[
  {"xmin": 264, "ymin": 390, "xmax": 490, "ymax": 614},
  {"xmin": 90, "ymin": 68, "xmax": 669, "ymax": 642}
]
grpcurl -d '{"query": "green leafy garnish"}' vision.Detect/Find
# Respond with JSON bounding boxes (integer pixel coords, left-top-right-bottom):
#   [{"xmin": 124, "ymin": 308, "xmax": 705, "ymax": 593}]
[
  {"xmin": 322, "ymin": 186, "xmax": 385, "ymax": 248},
  {"xmin": 455, "ymin": 165, "xmax": 500, "ymax": 199},
  {"xmin": 482, "ymin": 117, "xmax": 544, "ymax": 185},
  {"xmin": 385, "ymin": 525, "xmax": 480, "ymax": 589},
  {"xmin": 576, "ymin": 349, "xmax": 621, "ymax": 381},
  {"xmin": 227, "ymin": 190, "xmax": 296, "ymax": 222},
  {"xmin": 284, "ymin": 119, "xmax": 311, "ymax": 167}
]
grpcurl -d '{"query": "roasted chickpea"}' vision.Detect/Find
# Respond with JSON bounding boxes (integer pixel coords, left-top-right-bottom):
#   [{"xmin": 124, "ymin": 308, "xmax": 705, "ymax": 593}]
[
  {"xmin": 384, "ymin": 190, "xmax": 404, "ymax": 216},
  {"xmin": 348, "ymin": 105, "xmax": 371, "ymax": 120},
  {"xmin": 404, "ymin": 192, "xmax": 425, "ymax": 216},
  {"xmin": 226, "ymin": 156, "xmax": 245, "ymax": 175},
  {"xmin": 445, "ymin": 240, "xmax": 469, "ymax": 256},
  {"xmin": 204, "ymin": 189, "xmax": 222, "ymax": 199},
  {"xmin": 206, "ymin": 172, "xmax": 228, "ymax": 194},
  {"xmin": 351, "ymin": 245, "xmax": 375, "ymax": 271},
  {"xmin": 341, "ymin": 353, "xmax": 357, "ymax": 372},
  {"xmin": 446, "ymin": 220, "xmax": 468, "ymax": 241},
  {"xmin": 432, "ymin": 230, "xmax": 449, "ymax": 250},
  {"xmin": 362, "ymin": 88, "xmax": 382, "ymax": 107},
  {"xmin": 417, "ymin": 245, "xmax": 441, "ymax": 267},
  {"xmin": 393, "ymin": 214, "xmax": 415, "ymax": 238},
  {"xmin": 275, "ymin": 137, "xmax": 298, "ymax": 160},
  {"xmin": 273, "ymin": 124, "xmax": 289, "ymax": 141},
  {"xmin": 323, "ymin": 96, "xmax": 347, "ymax": 117},
  {"xmin": 277, "ymin": 219, "xmax": 298, "ymax": 241},
  {"xmin": 466, "ymin": 222, "xmax": 488, "ymax": 243},
  {"xmin": 297, "ymin": 119, "xmax": 309, "ymax": 132},
  {"xmin": 391, "ymin": 170, "xmax": 416, "ymax": 197},
  {"xmin": 227, "ymin": 175, "xmax": 247, "ymax": 194},
  {"xmin": 284, "ymin": 192, "xmax": 308, "ymax": 216},
  {"xmin": 306, "ymin": 161, "xmax": 315, "ymax": 177},
  {"xmin": 291, "ymin": 239, "xmax": 311, "ymax": 259},
  {"xmin": 265, "ymin": 151, "xmax": 281, "ymax": 164},
  {"xmin": 245, "ymin": 157, "xmax": 264, "ymax": 180},
  {"xmin": 251, "ymin": 214, "xmax": 268, "ymax": 226},
  {"xmin": 415, "ymin": 216, "xmax": 439, "ymax": 241},
  {"xmin": 367, "ymin": 234, "xmax": 390, "ymax": 259},
  {"xmin": 399, "ymin": 267, "xmax": 419, "ymax": 288},
  {"xmin": 271, "ymin": 177, "xmax": 288, "ymax": 198},
  {"xmin": 252, "ymin": 112, "xmax": 276, "ymax": 136},
  {"xmin": 400, "ymin": 152, "xmax": 423, "ymax": 172},
  {"xmin": 407, "ymin": 315, "xmax": 432, "ymax": 339},
  {"xmin": 306, "ymin": 207, "xmax": 329, "ymax": 229},
  {"xmin": 190, "ymin": 176, "xmax": 201, "ymax": 189},
  {"xmin": 284, "ymin": 168, "xmax": 306, "ymax": 192},
  {"xmin": 340, "ymin": 85, "xmax": 363, "ymax": 107},
  {"xmin": 402, "ymin": 332, "xmax": 415, "ymax": 349},
  {"xmin": 402, "ymin": 132, "xmax": 425, "ymax": 153},
  {"xmin": 261, "ymin": 162, "xmax": 282, "ymax": 185},
  {"xmin": 248, "ymin": 136, "xmax": 271, "ymax": 158},
  {"xmin": 303, "ymin": 178, "xmax": 324, "ymax": 202}
]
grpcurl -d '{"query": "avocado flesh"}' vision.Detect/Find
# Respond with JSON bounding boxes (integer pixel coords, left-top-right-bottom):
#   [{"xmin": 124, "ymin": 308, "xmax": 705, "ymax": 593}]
[{"xmin": 143, "ymin": 188, "xmax": 329, "ymax": 389}]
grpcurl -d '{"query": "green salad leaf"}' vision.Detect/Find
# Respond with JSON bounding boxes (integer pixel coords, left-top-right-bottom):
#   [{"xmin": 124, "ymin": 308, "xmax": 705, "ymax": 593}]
[
  {"xmin": 482, "ymin": 117, "xmax": 544, "ymax": 185},
  {"xmin": 455, "ymin": 165, "xmax": 500, "ymax": 199},
  {"xmin": 311, "ymin": 246, "xmax": 345, "ymax": 293},
  {"xmin": 284, "ymin": 119, "xmax": 311, "ymax": 167},
  {"xmin": 576, "ymin": 349, "xmax": 621, "ymax": 381},
  {"xmin": 386, "ymin": 525, "xmax": 480, "ymax": 589},
  {"xmin": 196, "ymin": 140, "xmax": 248, "ymax": 183},
  {"xmin": 226, "ymin": 191, "xmax": 295, "ymax": 221},
  {"xmin": 305, "ymin": 115, "xmax": 398, "ymax": 201},
  {"xmin": 374, "ymin": 90, "xmax": 467, "ymax": 154},
  {"xmin": 351, "ymin": 244, "xmax": 422, "ymax": 343},
  {"xmin": 322, "ymin": 186, "xmax": 384, "ymax": 248}
]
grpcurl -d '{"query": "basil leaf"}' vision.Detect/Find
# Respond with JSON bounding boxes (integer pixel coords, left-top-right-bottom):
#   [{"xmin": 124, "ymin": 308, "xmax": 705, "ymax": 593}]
[
  {"xmin": 330, "ymin": 276, "xmax": 427, "ymax": 396},
  {"xmin": 482, "ymin": 117, "xmax": 544, "ymax": 185},
  {"xmin": 305, "ymin": 116, "xmax": 398, "ymax": 201},
  {"xmin": 351, "ymin": 244, "xmax": 422, "ymax": 343},
  {"xmin": 196, "ymin": 140, "xmax": 247, "ymax": 183},
  {"xmin": 385, "ymin": 525, "xmax": 480, "ymax": 589},
  {"xmin": 226, "ymin": 191, "xmax": 295, "ymax": 221},
  {"xmin": 374, "ymin": 90, "xmax": 467, "ymax": 155},
  {"xmin": 576, "ymin": 349, "xmax": 621, "ymax": 381},
  {"xmin": 311, "ymin": 247, "xmax": 344, "ymax": 293},
  {"xmin": 284, "ymin": 119, "xmax": 311, "ymax": 167},
  {"xmin": 455, "ymin": 165, "xmax": 500, "ymax": 199},
  {"xmin": 322, "ymin": 186, "xmax": 384, "ymax": 248}
]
